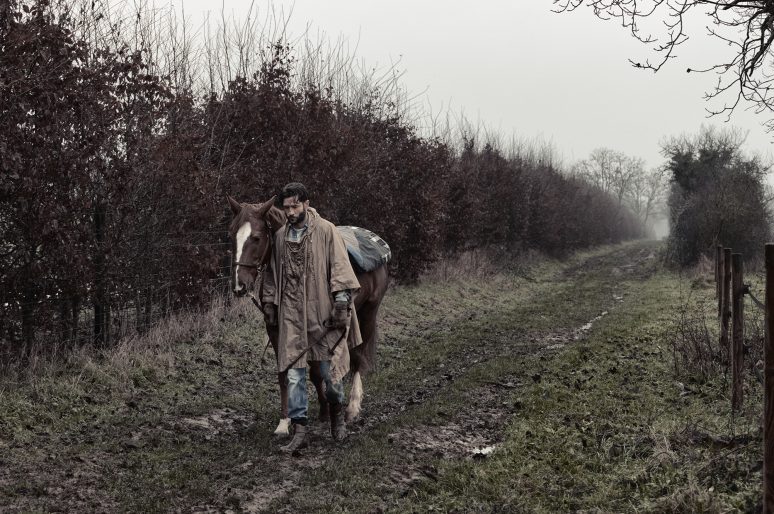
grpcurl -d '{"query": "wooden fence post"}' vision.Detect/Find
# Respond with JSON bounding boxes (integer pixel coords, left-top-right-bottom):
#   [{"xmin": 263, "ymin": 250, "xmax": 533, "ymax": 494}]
[
  {"xmin": 732, "ymin": 253, "xmax": 744, "ymax": 411},
  {"xmin": 225, "ymin": 256, "xmax": 233, "ymax": 308},
  {"xmin": 716, "ymin": 245, "xmax": 723, "ymax": 305},
  {"xmin": 721, "ymin": 248, "xmax": 732, "ymax": 360},
  {"xmin": 764, "ymin": 244, "xmax": 774, "ymax": 512}
]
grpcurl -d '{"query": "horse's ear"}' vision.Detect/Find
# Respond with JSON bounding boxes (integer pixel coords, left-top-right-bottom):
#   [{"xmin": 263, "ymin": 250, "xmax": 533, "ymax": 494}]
[
  {"xmin": 266, "ymin": 205, "xmax": 286, "ymax": 234},
  {"xmin": 258, "ymin": 195, "xmax": 285, "ymax": 234},
  {"xmin": 257, "ymin": 195, "xmax": 276, "ymax": 217},
  {"xmin": 227, "ymin": 195, "xmax": 241, "ymax": 215}
]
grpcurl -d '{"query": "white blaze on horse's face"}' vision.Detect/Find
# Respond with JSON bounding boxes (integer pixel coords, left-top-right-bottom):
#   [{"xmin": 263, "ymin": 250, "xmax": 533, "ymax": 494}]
[{"xmin": 234, "ymin": 221, "xmax": 252, "ymax": 293}]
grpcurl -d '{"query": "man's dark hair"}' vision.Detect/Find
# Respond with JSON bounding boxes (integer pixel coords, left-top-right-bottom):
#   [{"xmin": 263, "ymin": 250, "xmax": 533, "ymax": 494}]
[{"xmin": 276, "ymin": 182, "xmax": 309, "ymax": 207}]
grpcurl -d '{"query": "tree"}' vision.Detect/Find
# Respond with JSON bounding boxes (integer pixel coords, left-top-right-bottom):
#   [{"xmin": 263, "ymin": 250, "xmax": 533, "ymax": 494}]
[
  {"xmin": 573, "ymin": 148, "xmax": 668, "ymax": 236},
  {"xmin": 573, "ymin": 148, "xmax": 653, "ymax": 232},
  {"xmin": 574, "ymin": 148, "xmax": 641, "ymax": 210},
  {"xmin": 626, "ymin": 166, "xmax": 668, "ymax": 232},
  {"xmin": 662, "ymin": 125, "xmax": 770, "ymax": 264},
  {"xmin": 554, "ymin": 1, "xmax": 774, "ymax": 129},
  {"xmin": 0, "ymin": 0, "xmax": 182, "ymax": 347}
]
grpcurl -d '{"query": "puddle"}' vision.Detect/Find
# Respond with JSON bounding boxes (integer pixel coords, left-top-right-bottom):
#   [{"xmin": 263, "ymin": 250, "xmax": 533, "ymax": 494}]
[
  {"xmin": 179, "ymin": 408, "xmax": 252, "ymax": 435},
  {"xmin": 575, "ymin": 311, "xmax": 608, "ymax": 338},
  {"xmin": 388, "ymin": 421, "xmax": 497, "ymax": 460}
]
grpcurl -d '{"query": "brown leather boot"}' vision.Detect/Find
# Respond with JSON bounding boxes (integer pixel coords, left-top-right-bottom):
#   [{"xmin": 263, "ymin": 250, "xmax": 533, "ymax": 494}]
[
  {"xmin": 318, "ymin": 401, "xmax": 330, "ymax": 423},
  {"xmin": 330, "ymin": 403, "xmax": 347, "ymax": 442},
  {"xmin": 280, "ymin": 423, "xmax": 308, "ymax": 453}
]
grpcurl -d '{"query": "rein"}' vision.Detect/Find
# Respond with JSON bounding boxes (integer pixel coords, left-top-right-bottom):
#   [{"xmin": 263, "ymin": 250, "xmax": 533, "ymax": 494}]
[
  {"xmin": 231, "ymin": 217, "xmax": 349, "ymax": 373},
  {"xmin": 234, "ymin": 261, "xmax": 267, "ymax": 271},
  {"xmin": 247, "ymin": 292, "xmax": 265, "ymax": 312},
  {"xmin": 281, "ymin": 327, "xmax": 347, "ymax": 374}
]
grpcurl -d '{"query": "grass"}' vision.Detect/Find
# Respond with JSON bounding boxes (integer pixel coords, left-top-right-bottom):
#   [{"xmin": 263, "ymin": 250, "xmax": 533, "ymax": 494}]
[
  {"xmin": 272, "ymin": 242, "xmax": 762, "ymax": 513},
  {"xmin": 0, "ymin": 241, "xmax": 764, "ymax": 513}
]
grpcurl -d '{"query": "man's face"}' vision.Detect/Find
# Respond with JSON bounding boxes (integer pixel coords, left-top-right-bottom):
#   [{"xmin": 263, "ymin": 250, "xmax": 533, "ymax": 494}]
[{"xmin": 282, "ymin": 195, "xmax": 309, "ymax": 226}]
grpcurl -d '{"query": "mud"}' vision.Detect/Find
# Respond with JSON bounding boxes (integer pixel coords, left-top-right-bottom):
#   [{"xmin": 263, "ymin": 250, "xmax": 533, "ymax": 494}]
[{"xmin": 1, "ymin": 243, "xmax": 658, "ymax": 513}]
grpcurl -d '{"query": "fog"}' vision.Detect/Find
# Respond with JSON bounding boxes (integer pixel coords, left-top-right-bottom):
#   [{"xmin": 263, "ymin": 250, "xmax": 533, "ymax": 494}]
[{"xmin": 176, "ymin": 0, "xmax": 772, "ymax": 173}]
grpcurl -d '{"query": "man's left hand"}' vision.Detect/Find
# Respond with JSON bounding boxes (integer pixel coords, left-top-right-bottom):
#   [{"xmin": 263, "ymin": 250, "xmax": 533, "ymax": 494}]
[{"xmin": 327, "ymin": 301, "xmax": 349, "ymax": 328}]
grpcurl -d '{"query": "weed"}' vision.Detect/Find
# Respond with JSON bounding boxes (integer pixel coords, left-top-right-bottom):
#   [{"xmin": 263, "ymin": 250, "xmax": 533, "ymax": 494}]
[
  {"xmin": 1, "ymin": 241, "xmax": 765, "ymax": 512},
  {"xmin": 669, "ymin": 301, "xmax": 720, "ymax": 383}
]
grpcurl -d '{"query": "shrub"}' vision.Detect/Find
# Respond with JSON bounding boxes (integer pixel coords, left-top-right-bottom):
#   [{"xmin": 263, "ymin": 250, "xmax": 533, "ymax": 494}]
[{"xmin": 663, "ymin": 126, "xmax": 770, "ymax": 266}]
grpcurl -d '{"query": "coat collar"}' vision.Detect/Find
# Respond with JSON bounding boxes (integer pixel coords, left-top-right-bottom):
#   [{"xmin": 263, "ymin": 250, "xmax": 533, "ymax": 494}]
[{"xmin": 284, "ymin": 206, "xmax": 319, "ymax": 234}]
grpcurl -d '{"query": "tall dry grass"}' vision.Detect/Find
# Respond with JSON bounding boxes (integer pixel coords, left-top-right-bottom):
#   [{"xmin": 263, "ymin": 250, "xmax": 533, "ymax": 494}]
[
  {"xmin": 421, "ymin": 246, "xmax": 546, "ymax": 285},
  {"xmin": 0, "ymin": 295, "xmax": 255, "ymax": 394},
  {"xmin": 2, "ymin": 245, "xmax": 551, "ymax": 391}
]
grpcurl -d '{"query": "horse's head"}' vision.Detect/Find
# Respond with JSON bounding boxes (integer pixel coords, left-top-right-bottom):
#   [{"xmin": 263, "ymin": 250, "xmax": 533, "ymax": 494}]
[{"xmin": 227, "ymin": 195, "xmax": 283, "ymax": 296}]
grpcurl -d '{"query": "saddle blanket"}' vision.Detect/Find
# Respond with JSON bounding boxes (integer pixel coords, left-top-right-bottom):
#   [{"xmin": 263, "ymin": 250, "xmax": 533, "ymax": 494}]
[{"xmin": 337, "ymin": 226, "xmax": 391, "ymax": 273}]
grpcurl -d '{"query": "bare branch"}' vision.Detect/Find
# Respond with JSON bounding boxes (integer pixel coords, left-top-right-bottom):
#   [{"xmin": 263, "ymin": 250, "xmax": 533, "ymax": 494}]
[{"xmin": 555, "ymin": 0, "xmax": 774, "ymax": 131}]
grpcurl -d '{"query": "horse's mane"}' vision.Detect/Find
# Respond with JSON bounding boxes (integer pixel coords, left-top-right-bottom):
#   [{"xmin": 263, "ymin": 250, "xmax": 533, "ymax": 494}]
[
  {"xmin": 227, "ymin": 203, "xmax": 254, "ymax": 234},
  {"xmin": 228, "ymin": 200, "xmax": 286, "ymax": 235},
  {"xmin": 265, "ymin": 204, "xmax": 286, "ymax": 234}
]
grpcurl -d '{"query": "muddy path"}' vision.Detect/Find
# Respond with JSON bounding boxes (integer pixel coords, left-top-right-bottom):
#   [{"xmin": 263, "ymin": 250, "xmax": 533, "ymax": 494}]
[
  {"xmin": 0, "ymin": 242, "xmax": 661, "ymax": 513},
  {"xmin": 202, "ymin": 242, "xmax": 660, "ymax": 513}
]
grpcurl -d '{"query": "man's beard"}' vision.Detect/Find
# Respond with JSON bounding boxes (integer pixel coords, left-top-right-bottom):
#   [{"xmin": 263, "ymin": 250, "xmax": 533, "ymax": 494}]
[{"xmin": 289, "ymin": 208, "xmax": 306, "ymax": 226}]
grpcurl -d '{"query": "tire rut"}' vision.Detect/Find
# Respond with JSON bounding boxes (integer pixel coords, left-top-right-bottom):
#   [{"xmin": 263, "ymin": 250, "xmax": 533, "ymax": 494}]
[{"xmin": 235, "ymin": 243, "xmax": 659, "ymax": 511}]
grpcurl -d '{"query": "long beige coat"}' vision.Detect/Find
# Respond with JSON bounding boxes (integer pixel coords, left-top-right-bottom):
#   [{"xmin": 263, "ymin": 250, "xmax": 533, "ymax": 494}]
[{"xmin": 262, "ymin": 208, "xmax": 362, "ymax": 383}]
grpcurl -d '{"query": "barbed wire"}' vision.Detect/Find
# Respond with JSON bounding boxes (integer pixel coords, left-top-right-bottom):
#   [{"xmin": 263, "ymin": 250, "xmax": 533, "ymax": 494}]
[
  {"xmin": 0, "ymin": 275, "xmax": 234, "ymax": 310},
  {"xmin": 0, "ymin": 289, "xmax": 247, "ymax": 347},
  {"xmin": 744, "ymin": 285, "xmax": 766, "ymax": 312}
]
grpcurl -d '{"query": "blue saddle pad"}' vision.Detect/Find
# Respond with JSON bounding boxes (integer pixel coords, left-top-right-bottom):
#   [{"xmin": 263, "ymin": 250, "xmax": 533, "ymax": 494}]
[{"xmin": 337, "ymin": 226, "xmax": 391, "ymax": 273}]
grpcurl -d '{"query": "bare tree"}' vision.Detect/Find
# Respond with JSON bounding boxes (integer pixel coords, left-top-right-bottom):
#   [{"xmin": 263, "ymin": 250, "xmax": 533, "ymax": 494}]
[
  {"xmin": 627, "ymin": 166, "xmax": 668, "ymax": 230},
  {"xmin": 573, "ymin": 148, "xmax": 664, "ymax": 234},
  {"xmin": 574, "ymin": 148, "xmax": 639, "ymax": 209},
  {"xmin": 554, "ymin": 1, "xmax": 774, "ymax": 130}
]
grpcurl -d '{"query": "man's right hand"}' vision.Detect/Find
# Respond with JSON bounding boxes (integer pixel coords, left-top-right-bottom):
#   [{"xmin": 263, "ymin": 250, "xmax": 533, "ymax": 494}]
[
  {"xmin": 263, "ymin": 303, "xmax": 278, "ymax": 327},
  {"xmin": 326, "ymin": 301, "xmax": 349, "ymax": 328}
]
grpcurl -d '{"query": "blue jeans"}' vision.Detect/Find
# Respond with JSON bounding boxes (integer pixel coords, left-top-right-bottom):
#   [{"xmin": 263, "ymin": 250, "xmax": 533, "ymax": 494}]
[{"xmin": 287, "ymin": 361, "xmax": 345, "ymax": 424}]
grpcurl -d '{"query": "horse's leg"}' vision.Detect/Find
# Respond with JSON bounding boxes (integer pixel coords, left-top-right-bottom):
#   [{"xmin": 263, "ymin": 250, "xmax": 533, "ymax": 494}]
[
  {"xmin": 309, "ymin": 360, "xmax": 330, "ymax": 422},
  {"xmin": 279, "ymin": 369, "xmax": 289, "ymax": 419},
  {"xmin": 346, "ymin": 304, "xmax": 378, "ymax": 422},
  {"xmin": 266, "ymin": 327, "xmax": 290, "ymax": 436},
  {"xmin": 346, "ymin": 369, "xmax": 364, "ymax": 423},
  {"xmin": 344, "ymin": 266, "xmax": 388, "ymax": 422},
  {"xmin": 274, "ymin": 369, "xmax": 290, "ymax": 435}
]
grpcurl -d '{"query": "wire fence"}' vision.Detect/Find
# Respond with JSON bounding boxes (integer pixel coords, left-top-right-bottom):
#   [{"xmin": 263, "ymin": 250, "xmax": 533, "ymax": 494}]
[
  {"xmin": 713, "ymin": 243, "xmax": 774, "ymax": 512},
  {"xmin": 0, "ymin": 234, "xmax": 237, "ymax": 353}
]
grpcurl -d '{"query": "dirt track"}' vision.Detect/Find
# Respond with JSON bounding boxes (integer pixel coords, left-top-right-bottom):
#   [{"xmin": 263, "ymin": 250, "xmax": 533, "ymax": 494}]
[
  {"xmin": 200, "ymin": 242, "xmax": 661, "ymax": 512},
  {"xmin": 1, "ymin": 242, "xmax": 672, "ymax": 512}
]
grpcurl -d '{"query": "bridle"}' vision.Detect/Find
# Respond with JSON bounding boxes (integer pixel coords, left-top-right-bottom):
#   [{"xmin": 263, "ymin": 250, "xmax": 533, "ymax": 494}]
[
  {"xmin": 233, "ymin": 261, "xmax": 267, "ymax": 272},
  {"xmin": 233, "ymin": 228, "xmax": 274, "ymax": 320},
  {"xmin": 234, "ymin": 228, "xmax": 272, "ymax": 273}
]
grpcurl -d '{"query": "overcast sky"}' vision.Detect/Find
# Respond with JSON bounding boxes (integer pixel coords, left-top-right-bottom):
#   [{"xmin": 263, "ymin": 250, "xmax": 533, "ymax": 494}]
[{"xmin": 177, "ymin": 0, "xmax": 773, "ymax": 171}]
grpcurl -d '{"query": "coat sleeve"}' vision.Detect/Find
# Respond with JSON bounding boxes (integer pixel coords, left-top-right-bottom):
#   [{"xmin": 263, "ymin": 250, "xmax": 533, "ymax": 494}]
[
  {"xmin": 261, "ymin": 266, "xmax": 276, "ymax": 305},
  {"xmin": 328, "ymin": 225, "xmax": 360, "ymax": 295}
]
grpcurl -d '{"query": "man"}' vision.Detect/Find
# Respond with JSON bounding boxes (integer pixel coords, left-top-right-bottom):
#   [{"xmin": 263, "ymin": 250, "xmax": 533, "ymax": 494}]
[{"xmin": 261, "ymin": 182, "xmax": 361, "ymax": 453}]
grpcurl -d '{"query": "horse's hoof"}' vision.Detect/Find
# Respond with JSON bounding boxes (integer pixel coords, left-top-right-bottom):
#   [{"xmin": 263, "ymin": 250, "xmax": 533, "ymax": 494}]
[
  {"xmin": 344, "ymin": 405, "xmax": 358, "ymax": 423},
  {"xmin": 273, "ymin": 417, "xmax": 291, "ymax": 436}
]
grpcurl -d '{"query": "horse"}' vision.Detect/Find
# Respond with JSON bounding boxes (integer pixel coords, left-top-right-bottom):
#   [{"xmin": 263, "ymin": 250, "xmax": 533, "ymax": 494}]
[{"xmin": 226, "ymin": 195, "xmax": 389, "ymax": 435}]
